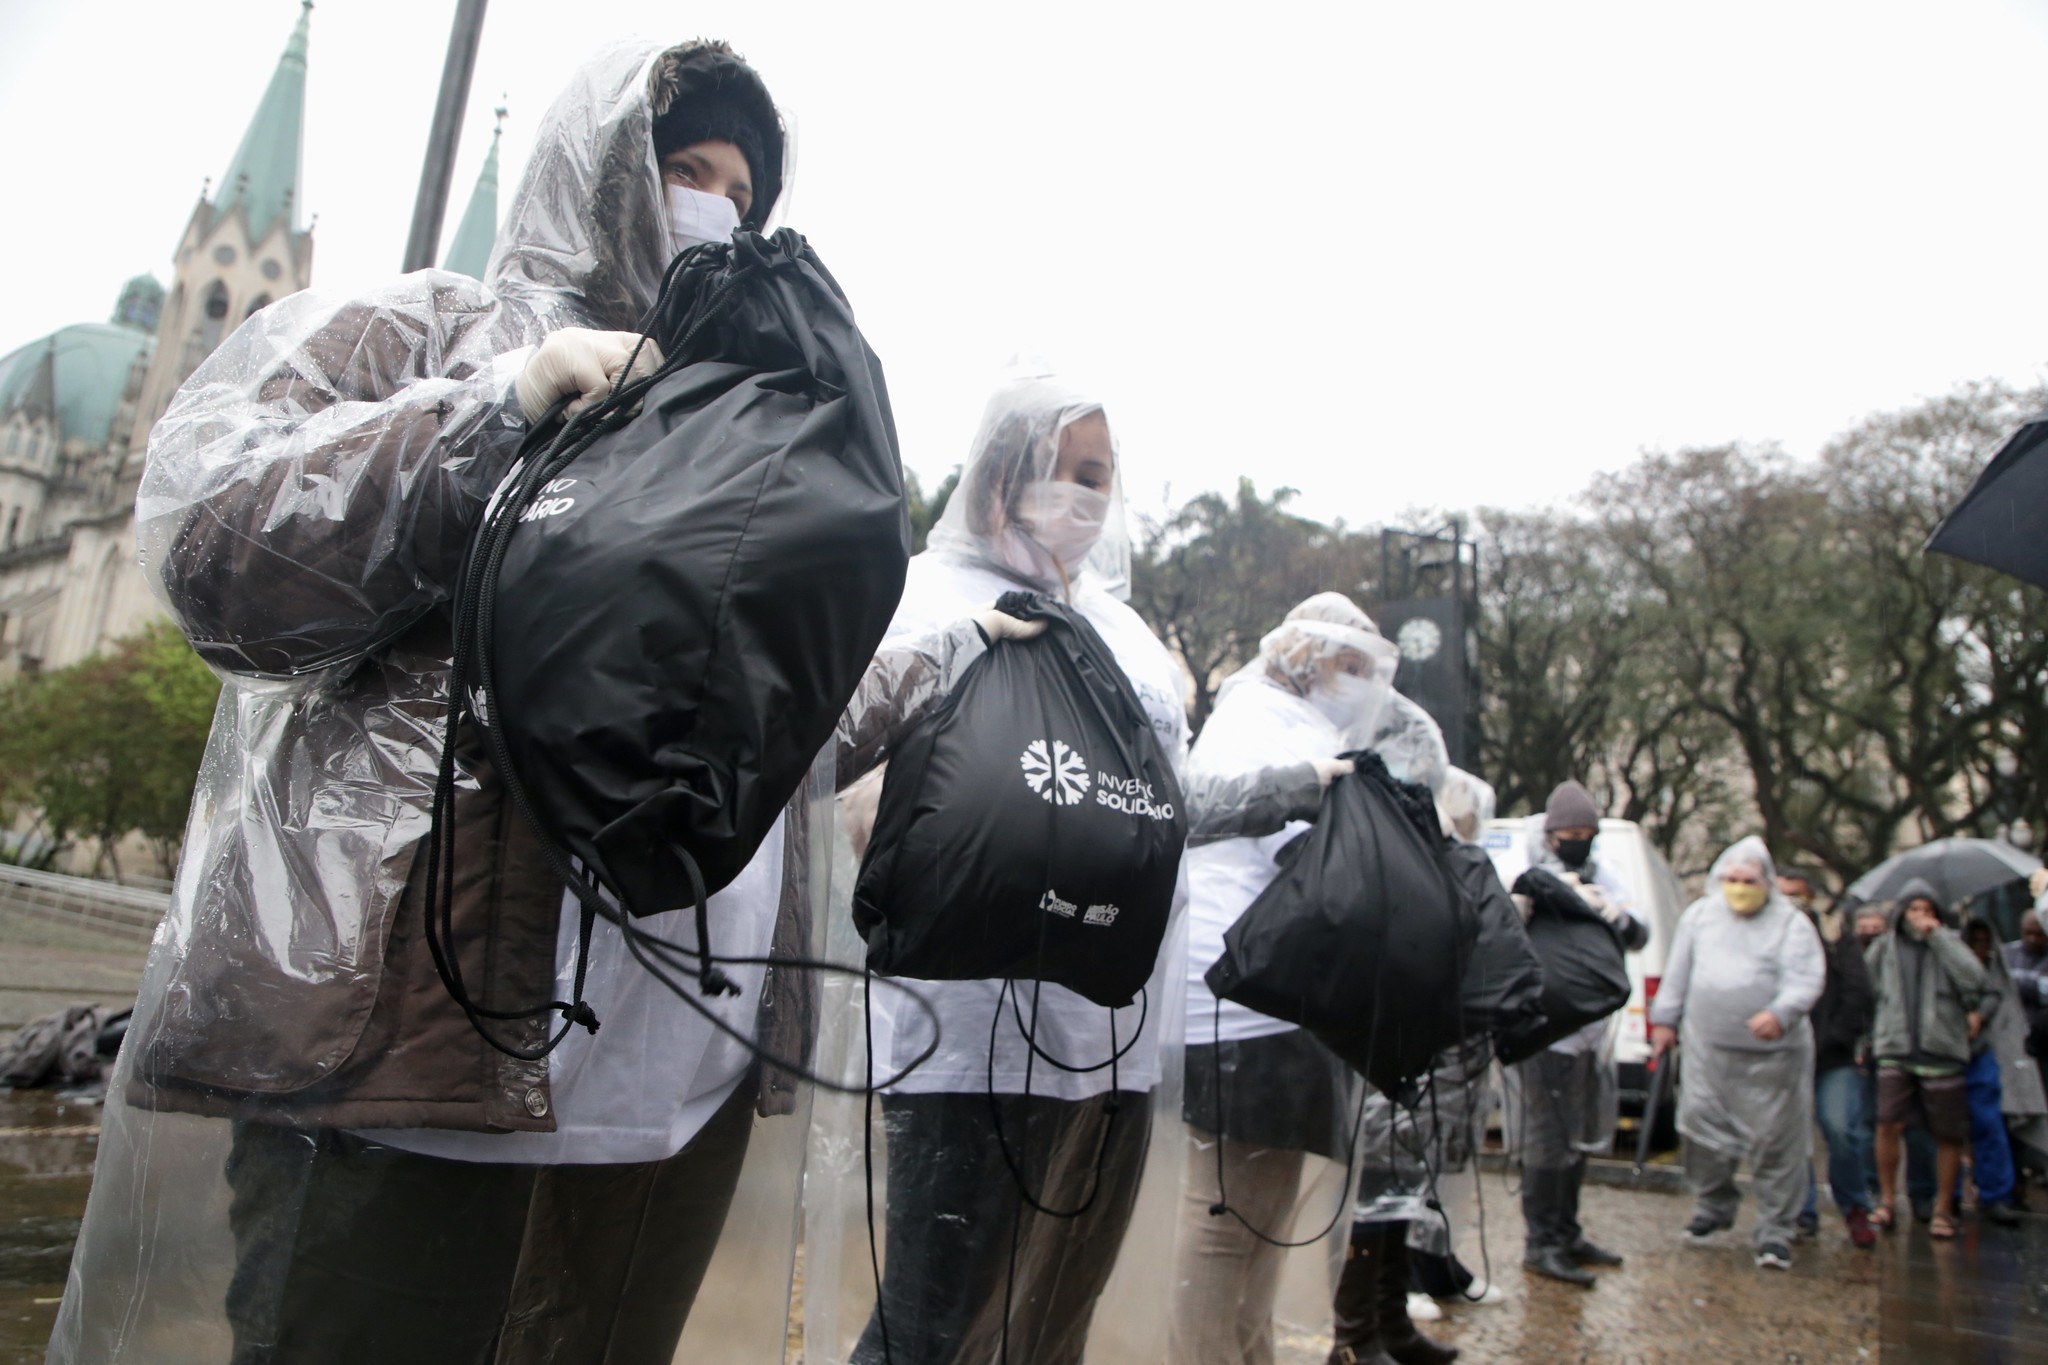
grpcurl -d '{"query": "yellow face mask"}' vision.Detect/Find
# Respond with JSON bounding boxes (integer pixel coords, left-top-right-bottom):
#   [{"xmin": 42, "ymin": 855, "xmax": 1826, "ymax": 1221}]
[{"xmin": 1723, "ymin": 881, "xmax": 1769, "ymax": 915}]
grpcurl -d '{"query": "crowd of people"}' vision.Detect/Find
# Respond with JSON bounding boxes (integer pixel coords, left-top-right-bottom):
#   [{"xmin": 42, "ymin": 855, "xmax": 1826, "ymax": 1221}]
[
  {"xmin": 1650, "ymin": 864, "xmax": 2048, "ymax": 1265},
  {"xmin": 36, "ymin": 31, "xmax": 2044, "ymax": 1365}
]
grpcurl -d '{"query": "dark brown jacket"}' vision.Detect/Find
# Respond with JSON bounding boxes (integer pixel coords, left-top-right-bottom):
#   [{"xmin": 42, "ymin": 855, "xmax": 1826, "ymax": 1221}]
[{"xmin": 123, "ymin": 40, "xmax": 947, "ymax": 1133}]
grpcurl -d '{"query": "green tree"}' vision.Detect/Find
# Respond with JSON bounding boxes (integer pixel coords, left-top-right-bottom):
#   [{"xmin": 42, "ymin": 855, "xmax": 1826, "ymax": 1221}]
[
  {"xmin": 0, "ymin": 623, "xmax": 220, "ymax": 878},
  {"xmin": 905, "ymin": 467, "xmax": 961, "ymax": 555},
  {"xmin": 1130, "ymin": 479, "xmax": 1378, "ymax": 733}
]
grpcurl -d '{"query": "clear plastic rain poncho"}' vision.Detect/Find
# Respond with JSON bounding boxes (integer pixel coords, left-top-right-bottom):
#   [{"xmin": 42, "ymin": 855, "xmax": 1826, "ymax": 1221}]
[
  {"xmin": 49, "ymin": 39, "xmax": 877, "ymax": 1365},
  {"xmin": 803, "ymin": 374, "xmax": 1197, "ymax": 1365},
  {"xmin": 1436, "ymin": 765, "xmax": 1497, "ymax": 844},
  {"xmin": 1170, "ymin": 592, "xmax": 1398, "ymax": 1362},
  {"xmin": 1648, "ymin": 837, "xmax": 1825, "ymax": 1164}
]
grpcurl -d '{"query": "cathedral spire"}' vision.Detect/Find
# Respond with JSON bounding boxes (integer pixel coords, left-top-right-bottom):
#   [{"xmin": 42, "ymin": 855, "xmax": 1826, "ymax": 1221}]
[
  {"xmin": 214, "ymin": 1, "xmax": 312, "ymax": 237},
  {"xmin": 441, "ymin": 103, "xmax": 505, "ymax": 280}
]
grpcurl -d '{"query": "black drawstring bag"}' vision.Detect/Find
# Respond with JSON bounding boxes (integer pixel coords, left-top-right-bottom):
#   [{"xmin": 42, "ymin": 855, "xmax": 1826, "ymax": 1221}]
[
  {"xmin": 482, "ymin": 230, "xmax": 907, "ymax": 911},
  {"xmin": 852, "ymin": 591, "xmax": 1187, "ymax": 1009},
  {"xmin": 1446, "ymin": 843, "xmax": 1547, "ymax": 1043},
  {"xmin": 1493, "ymin": 867, "xmax": 1631, "ymax": 1064},
  {"xmin": 1205, "ymin": 752, "xmax": 1478, "ymax": 1097},
  {"xmin": 424, "ymin": 230, "xmax": 910, "ymax": 1055}
]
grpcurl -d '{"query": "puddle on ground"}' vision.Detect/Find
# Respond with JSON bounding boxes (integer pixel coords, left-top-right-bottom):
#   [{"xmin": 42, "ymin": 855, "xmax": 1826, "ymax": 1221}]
[{"xmin": 0, "ymin": 1088, "xmax": 99, "ymax": 1364}]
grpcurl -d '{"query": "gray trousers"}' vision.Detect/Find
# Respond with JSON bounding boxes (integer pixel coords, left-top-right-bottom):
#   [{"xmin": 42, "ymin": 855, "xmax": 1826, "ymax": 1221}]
[
  {"xmin": 1685, "ymin": 1136, "xmax": 1808, "ymax": 1250},
  {"xmin": 1169, "ymin": 1131, "xmax": 1307, "ymax": 1365},
  {"xmin": 223, "ymin": 1078, "xmax": 756, "ymax": 1365}
]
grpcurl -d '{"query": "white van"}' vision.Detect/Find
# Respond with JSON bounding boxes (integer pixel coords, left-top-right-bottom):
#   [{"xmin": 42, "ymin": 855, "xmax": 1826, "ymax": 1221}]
[{"xmin": 1481, "ymin": 816, "xmax": 1690, "ymax": 1144}]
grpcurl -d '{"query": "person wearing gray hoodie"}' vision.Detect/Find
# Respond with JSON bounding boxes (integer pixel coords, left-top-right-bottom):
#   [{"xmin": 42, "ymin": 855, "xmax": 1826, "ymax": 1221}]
[{"xmin": 1864, "ymin": 879, "xmax": 1992, "ymax": 1240}]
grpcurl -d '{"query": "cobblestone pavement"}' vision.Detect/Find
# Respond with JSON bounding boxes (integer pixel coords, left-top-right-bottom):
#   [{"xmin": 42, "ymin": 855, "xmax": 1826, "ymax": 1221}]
[{"xmin": 1275, "ymin": 1169, "xmax": 1882, "ymax": 1365}]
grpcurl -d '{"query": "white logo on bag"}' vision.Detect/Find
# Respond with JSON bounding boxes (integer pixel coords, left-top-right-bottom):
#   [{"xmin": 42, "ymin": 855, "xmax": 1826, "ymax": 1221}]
[
  {"xmin": 1093, "ymin": 773, "xmax": 1176, "ymax": 822},
  {"xmin": 1020, "ymin": 739, "xmax": 1092, "ymax": 806},
  {"xmin": 1083, "ymin": 904, "xmax": 1120, "ymax": 927},
  {"xmin": 519, "ymin": 478, "xmax": 579, "ymax": 523},
  {"xmin": 1040, "ymin": 890, "xmax": 1078, "ymax": 919}
]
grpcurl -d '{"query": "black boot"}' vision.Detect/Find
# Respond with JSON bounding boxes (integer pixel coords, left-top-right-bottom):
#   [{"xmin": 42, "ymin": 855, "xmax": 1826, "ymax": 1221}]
[
  {"xmin": 1376, "ymin": 1232, "xmax": 1459, "ymax": 1365},
  {"xmin": 1327, "ymin": 1224, "xmax": 1399, "ymax": 1365},
  {"xmin": 1562, "ymin": 1157, "xmax": 1623, "ymax": 1266},
  {"xmin": 1522, "ymin": 1167, "xmax": 1595, "ymax": 1288}
]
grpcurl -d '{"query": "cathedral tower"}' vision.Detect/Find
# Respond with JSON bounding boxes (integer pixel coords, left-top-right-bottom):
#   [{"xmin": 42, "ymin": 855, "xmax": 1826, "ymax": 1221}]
[{"xmin": 124, "ymin": 1, "xmax": 316, "ymax": 478}]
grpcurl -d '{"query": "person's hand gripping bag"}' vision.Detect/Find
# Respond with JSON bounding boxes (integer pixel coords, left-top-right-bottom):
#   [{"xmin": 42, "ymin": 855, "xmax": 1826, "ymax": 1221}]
[
  {"xmin": 1205, "ymin": 752, "xmax": 1478, "ymax": 1096},
  {"xmin": 852, "ymin": 591, "xmax": 1187, "ymax": 1008},
  {"xmin": 1493, "ymin": 866, "xmax": 1631, "ymax": 1063}
]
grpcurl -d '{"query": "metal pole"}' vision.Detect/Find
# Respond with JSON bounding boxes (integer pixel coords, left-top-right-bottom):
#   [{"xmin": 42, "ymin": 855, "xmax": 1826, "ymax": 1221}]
[{"xmin": 402, "ymin": 0, "xmax": 489, "ymax": 272}]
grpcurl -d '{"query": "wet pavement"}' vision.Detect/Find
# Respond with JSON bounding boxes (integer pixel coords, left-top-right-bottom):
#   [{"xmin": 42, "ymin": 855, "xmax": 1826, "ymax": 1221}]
[
  {"xmin": 0, "ymin": 1089, "xmax": 98, "ymax": 1365},
  {"xmin": 1273, "ymin": 1168, "xmax": 1879, "ymax": 1364},
  {"xmin": 5, "ymin": 1092, "xmax": 2047, "ymax": 1362}
]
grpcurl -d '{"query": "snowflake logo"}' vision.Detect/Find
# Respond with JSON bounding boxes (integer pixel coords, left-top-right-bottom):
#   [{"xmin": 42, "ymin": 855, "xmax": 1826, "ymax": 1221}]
[{"xmin": 1020, "ymin": 738, "xmax": 1092, "ymax": 806}]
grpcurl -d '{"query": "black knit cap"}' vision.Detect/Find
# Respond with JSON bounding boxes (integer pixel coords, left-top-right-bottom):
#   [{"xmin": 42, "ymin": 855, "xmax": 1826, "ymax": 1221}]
[{"xmin": 648, "ymin": 41, "xmax": 784, "ymax": 228}]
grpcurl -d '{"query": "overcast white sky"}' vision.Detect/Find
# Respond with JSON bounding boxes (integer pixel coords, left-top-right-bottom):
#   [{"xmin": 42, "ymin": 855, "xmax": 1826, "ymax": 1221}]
[{"xmin": 3, "ymin": 0, "xmax": 2044, "ymax": 529}]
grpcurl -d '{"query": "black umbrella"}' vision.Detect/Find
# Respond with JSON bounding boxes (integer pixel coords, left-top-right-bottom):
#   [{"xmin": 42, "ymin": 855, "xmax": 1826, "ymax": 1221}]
[
  {"xmin": 1926, "ymin": 415, "xmax": 2048, "ymax": 590},
  {"xmin": 1844, "ymin": 837, "xmax": 2042, "ymax": 909}
]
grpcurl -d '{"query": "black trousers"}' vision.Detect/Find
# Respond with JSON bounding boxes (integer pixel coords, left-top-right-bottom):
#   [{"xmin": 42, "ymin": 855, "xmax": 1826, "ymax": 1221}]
[
  {"xmin": 222, "ymin": 1079, "xmax": 755, "ymax": 1365},
  {"xmin": 851, "ymin": 1089, "xmax": 1152, "ymax": 1365}
]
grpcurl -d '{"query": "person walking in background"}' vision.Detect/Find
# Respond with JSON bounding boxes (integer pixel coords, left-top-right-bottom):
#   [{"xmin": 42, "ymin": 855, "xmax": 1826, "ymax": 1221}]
[
  {"xmin": 2005, "ymin": 909, "xmax": 2048, "ymax": 1063},
  {"xmin": 1778, "ymin": 867, "xmax": 1878, "ymax": 1248},
  {"xmin": 1866, "ymin": 881, "xmax": 1991, "ymax": 1240},
  {"xmin": 1650, "ymin": 838, "xmax": 1826, "ymax": 1271},
  {"xmin": 1850, "ymin": 903, "xmax": 1939, "ymax": 1216},
  {"xmin": 1513, "ymin": 780, "xmax": 1649, "ymax": 1288},
  {"xmin": 1963, "ymin": 918, "xmax": 2037, "ymax": 1221}
]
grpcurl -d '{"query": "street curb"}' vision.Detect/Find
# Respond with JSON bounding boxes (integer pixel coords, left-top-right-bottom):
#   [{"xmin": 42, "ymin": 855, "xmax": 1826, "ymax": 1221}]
[{"xmin": 1479, "ymin": 1152, "xmax": 1691, "ymax": 1195}]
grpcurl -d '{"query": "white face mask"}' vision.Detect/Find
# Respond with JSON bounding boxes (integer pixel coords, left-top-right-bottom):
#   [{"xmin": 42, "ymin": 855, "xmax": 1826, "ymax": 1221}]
[
  {"xmin": 667, "ymin": 183, "xmax": 741, "ymax": 255},
  {"xmin": 1013, "ymin": 480, "xmax": 1110, "ymax": 572},
  {"xmin": 1308, "ymin": 671, "xmax": 1377, "ymax": 730}
]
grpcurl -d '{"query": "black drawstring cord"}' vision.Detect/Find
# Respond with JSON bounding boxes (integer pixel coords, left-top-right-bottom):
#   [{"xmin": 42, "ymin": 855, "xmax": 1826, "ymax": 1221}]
[
  {"xmin": 420, "ymin": 243, "xmax": 767, "ymax": 1061},
  {"xmin": 862, "ymin": 965, "xmax": 893, "ymax": 1365}
]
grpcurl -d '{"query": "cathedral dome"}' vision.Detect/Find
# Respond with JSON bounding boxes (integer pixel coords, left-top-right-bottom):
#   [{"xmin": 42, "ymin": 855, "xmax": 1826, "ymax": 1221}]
[{"xmin": 0, "ymin": 322, "xmax": 153, "ymax": 450}]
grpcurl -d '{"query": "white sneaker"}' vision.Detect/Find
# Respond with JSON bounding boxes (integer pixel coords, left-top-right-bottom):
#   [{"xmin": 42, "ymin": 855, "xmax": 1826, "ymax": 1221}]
[
  {"xmin": 1463, "ymin": 1279, "xmax": 1508, "ymax": 1306},
  {"xmin": 1407, "ymin": 1292, "xmax": 1444, "ymax": 1322}
]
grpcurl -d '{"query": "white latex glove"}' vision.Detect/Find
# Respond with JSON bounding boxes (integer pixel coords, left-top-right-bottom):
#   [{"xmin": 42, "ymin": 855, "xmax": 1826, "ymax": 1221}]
[
  {"xmin": 1512, "ymin": 893, "xmax": 1535, "ymax": 924},
  {"xmin": 839, "ymin": 764, "xmax": 887, "ymax": 861},
  {"xmin": 973, "ymin": 607, "xmax": 1048, "ymax": 644},
  {"xmin": 1576, "ymin": 882, "xmax": 1609, "ymax": 914},
  {"xmin": 1311, "ymin": 757, "xmax": 1355, "ymax": 788},
  {"xmin": 515, "ymin": 329, "xmax": 665, "ymax": 424}
]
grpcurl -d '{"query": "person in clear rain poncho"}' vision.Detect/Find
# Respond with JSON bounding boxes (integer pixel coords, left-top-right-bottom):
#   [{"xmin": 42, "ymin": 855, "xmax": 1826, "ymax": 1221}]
[
  {"xmin": 49, "ymin": 39, "xmax": 993, "ymax": 1365},
  {"xmin": 1648, "ymin": 837, "xmax": 1826, "ymax": 1271},
  {"xmin": 829, "ymin": 372, "xmax": 1338, "ymax": 1365},
  {"xmin": 1167, "ymin": 593, "xmax": 1396, "ymax": 1365}
]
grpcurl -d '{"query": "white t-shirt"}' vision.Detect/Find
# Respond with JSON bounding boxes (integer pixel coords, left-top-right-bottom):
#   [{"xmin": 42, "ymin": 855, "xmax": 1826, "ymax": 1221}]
[
  {"xmin": 359, "ymin": 817, "xmax": 785, "ymax": 1165},
  {"xmin": 870, "ymin": 554, "xmax": 1189, "ymax": 1101},
  {"xmin": 1183, "ymin": 677, "xmax": 1342, "ymax": 1047}
]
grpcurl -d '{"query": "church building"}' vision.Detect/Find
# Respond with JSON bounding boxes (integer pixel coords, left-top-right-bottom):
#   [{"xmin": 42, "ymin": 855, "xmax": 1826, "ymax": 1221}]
[{"xmin": 0, "ymin": 1, "xmax": 502, "ymax": 680}]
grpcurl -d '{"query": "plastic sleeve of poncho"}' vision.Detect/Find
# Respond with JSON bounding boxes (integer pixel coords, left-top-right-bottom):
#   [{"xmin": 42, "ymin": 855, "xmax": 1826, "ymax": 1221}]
[
  {"xmin": 1647, "ymin": 907, "xmax": 1697, "ymax": 1030},
  {"xmin": 1763, "ymin": 913, "xmax": 1827, "ymax": 1029},
  {"xmin": 832, "ymin": 619, "xmax": 988, "ymax": 789},
  {"xmin": 136, "ymin": 276, "xmax": 532, "ymax": 680},
  {"xmin": 1181, "ymin": 760, "xmax": 1322, "ymax": 847}
]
